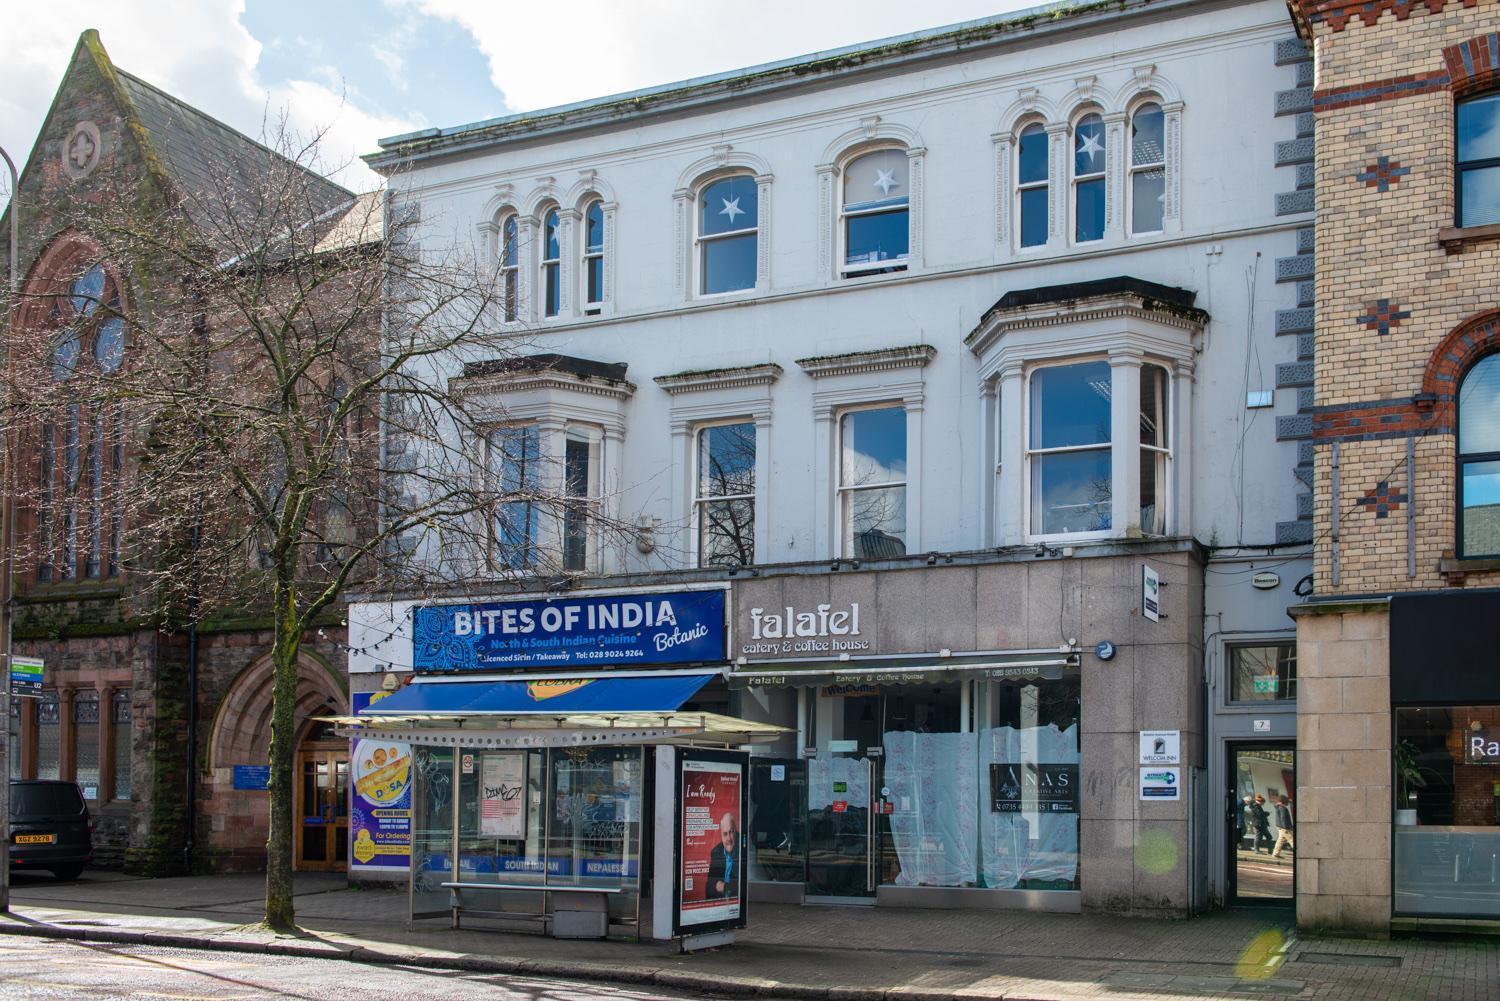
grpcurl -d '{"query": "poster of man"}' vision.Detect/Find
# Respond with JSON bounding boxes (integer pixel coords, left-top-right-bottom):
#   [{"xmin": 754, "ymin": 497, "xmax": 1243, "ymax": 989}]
[{"xmin": 678, "ymin": 756, "xmax": 744, "ymax": 928}]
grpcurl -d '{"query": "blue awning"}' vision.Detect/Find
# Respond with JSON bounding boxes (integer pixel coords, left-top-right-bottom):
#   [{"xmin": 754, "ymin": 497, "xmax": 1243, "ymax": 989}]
[{"xmin": 359, "ymin": 673, "xmax": 716, "ymax": 716}]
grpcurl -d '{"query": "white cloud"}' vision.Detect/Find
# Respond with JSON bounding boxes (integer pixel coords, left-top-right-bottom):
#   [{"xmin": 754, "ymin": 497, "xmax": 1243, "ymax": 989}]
[
  {"xmin": 413, "ymin": 0, "xmax": 1039, "ymax": 115},
  {"xmin": 0, "ymin": 0, "xmax": 412, "ymax": 201}
]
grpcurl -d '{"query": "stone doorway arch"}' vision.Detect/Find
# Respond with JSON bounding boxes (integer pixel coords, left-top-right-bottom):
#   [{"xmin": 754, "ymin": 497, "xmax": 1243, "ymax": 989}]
[{"xmin": 203, "ymin": 652, "xmax": 347, "ymax": 871}]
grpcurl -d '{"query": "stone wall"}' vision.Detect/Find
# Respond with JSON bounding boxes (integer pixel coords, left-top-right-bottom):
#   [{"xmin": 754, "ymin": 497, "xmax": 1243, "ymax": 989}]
[{"xmin": 1292, "ymin": 603, "xmax": 1392, "ymax": 931}]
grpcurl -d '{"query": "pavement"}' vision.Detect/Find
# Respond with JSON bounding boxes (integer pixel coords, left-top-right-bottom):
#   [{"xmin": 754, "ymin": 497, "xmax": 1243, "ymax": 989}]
[{"xmin": 2, "ymin": 870, "xmax": 1498, "ymax": 1001}]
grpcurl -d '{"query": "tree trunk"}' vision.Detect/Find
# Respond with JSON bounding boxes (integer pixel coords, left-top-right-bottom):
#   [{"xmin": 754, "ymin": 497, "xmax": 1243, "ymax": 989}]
[{"xmin": 263, "ymin": 573, "xmax": 302, "ymax": 932}]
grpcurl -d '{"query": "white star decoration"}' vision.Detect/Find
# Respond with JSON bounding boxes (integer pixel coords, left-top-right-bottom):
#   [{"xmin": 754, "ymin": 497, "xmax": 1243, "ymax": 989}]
[
  {"xmin": 1077, "ymin": 129, "xmax": 1103, "ymax": 163},
  {"xmin": 719, "ymin": 196, "xmax": 744, "ymax": 224},
  {"xmin": 873, "ymin": 168, "xmax": 899, "ymax": 196}
]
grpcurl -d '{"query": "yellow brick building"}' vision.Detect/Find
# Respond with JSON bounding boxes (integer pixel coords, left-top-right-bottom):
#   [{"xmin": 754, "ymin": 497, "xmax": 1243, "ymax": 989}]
[{"xmin": 1291, "ymin": 0, "xmax": 1500, "ymax": 931}]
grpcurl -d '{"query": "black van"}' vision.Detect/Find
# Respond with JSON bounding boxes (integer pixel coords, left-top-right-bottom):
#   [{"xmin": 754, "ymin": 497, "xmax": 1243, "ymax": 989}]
[{"xmin": 8, "ymin": 780, "xmax": 92, "ymax": 880}]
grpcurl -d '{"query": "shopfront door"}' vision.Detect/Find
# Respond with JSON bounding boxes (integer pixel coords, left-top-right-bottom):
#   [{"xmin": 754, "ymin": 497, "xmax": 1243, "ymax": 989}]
[
  {"xmin": 296, "ymin": 748, "xmax": 349, "ymax": 871},
  {"xmin": 805, "ymin": 692, "xmax": 878, "ymax": 900},
  {"xmin": 1226, "ymin": 743, "xmax": 1295, "ymax": 903}
]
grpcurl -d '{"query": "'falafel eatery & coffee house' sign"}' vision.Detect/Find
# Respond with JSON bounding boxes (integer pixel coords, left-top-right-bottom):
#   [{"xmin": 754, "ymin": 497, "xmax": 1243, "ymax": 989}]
[{"xmin": 412, "ymin": 589, "xmax": 727, "ymax": 673}]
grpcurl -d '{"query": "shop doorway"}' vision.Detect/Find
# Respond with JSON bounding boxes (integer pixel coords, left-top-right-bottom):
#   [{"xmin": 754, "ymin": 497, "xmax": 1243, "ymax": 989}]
[
  {"xmin": 296, "ymin": 731, "xmax": 349, "ymax": 871},
  {"xmin": 806, "ymin": 693, "xmax": 878, "ymax": 901},
  {"xmin": 1226, "ymin": 743, "xmax": 1296, "ymax": 904}
]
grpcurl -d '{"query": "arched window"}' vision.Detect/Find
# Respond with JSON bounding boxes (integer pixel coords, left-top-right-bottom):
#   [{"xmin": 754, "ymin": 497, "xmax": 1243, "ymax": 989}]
[
  {"xmin": 540, "ymin": 208, "xmax": 561, "ymax": 318},
  {"xmin": 1459, "ymin": 353, "xmax": 1500, "ymax": 557},
  {"xmin": 841, "ymin": 148, "xmax": 908, "ymax": 276},
  {"xmin": 582, "ymin": 199, "xmax": 605, "ymax": 314},
  {"xmin": 35, "ymin": 257, "xmax": 125, "ymax": 583},
  {"xmin": 1130, "ymin": 103, "xmax": 1166, "ymax": 235},
  {"xmin": 1072, "ymin": 113, "xmax": 1106, "ymax": 243},
  {"xmin": 697, "ymin": 174, "xmax": 757, "ymax": 295},
  {"xmin": 1458, "ymin": 93, "xmax": 1500, "ymax": 227},
  {"xmin": 1017, "ymin": 122, "xmax": 1050, "ymax": 249},
  {"xmin": 499, "ymin": 213, "xmax": 519, "ymax": 322}
]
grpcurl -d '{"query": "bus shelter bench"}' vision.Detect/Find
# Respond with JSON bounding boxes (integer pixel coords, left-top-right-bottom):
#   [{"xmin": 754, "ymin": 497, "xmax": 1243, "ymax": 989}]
[{"xmin": 440, "ymin": 881, "xmax": 626, "ymax": 937}]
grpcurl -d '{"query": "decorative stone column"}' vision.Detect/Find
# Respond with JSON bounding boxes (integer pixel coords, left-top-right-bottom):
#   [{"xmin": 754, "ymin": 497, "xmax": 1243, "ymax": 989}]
[{"xmin": 1109, "ymin": 348, "xmax": 1144, "ymax": 537}]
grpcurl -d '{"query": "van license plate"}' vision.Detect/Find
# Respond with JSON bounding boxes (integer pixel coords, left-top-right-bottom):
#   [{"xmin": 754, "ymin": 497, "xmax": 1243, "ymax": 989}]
[{"xmin": 15, "ymin": 834, "xmax": 55, "ymax": 844}]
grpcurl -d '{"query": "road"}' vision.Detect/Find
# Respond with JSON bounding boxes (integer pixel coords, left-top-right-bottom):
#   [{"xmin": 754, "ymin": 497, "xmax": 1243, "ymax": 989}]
[{"xmin": 0, "ymin": 938, "xmax": 722, "ymax": 1001}]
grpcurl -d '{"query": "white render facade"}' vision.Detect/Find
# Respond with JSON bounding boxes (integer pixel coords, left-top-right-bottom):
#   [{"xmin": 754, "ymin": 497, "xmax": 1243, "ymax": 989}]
[{"xmin": 357, "ymin": 0, "xmax": 1314, "ymax": 915}]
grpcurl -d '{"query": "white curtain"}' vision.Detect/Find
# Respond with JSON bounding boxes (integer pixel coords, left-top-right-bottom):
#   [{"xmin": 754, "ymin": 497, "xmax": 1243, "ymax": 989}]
[
  {"xmin": 882, "ymin": 730, "xmax": 979, "ymax": 887},
  {"xmin": 980, "ymin": 723, "xmax": 1079, "ymax": 887},
  {"xmin": 807, "ymin": 754, "xmax": 870, "ymax": 810}
]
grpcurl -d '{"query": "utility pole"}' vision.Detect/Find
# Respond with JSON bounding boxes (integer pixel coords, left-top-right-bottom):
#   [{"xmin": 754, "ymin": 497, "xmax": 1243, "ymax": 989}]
[{"xmin": 1, "ymin": 141, "xmax": 21, "ymax": 913}]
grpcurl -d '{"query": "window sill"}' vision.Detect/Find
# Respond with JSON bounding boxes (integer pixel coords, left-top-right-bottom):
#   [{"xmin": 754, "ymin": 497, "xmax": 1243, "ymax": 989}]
[
  {"xmin": 1438, "ymin": 555, "xmax": 1500, "ymax": 584},
  {"xmin": 1438, "ymin": 222, "xmax": 1500, "ymax": 253}
]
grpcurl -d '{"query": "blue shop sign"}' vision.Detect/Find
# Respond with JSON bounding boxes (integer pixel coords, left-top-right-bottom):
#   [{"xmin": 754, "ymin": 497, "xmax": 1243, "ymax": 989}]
[{"xmin": 413, "ymin": 589, "xmax": 726, "ymax": 673}]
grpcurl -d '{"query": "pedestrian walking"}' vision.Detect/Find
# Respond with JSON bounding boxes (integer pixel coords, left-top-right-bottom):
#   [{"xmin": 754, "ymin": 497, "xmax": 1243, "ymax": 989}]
[
  {"xmin": 1251, "ymin": 794, "xmax": 1272, "ymax": 854},
  {"xmin": 1272, "ymin": 795, "xmax": 1295, "ymax": 858}
]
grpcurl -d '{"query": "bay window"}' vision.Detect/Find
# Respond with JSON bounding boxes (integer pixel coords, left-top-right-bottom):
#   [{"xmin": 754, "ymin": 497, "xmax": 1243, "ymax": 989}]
[
  {"xmin": 839, "ymin": 406, "xmax": 907, "ymax": 558},
  {"xmin": 488, "ymin": 424, "xmax": 541, "ymax": 571},
  {"xmin": 696, "ymin": 421, "xmax": 756, "ymax": 567},
  {"xmin": 1139, "ymin": 363, "xmax": 1170, "ymax": 535},
  {"xmin": 563, "ymin": 424, "xmax": 602, "ymax": 573},
  {"xmin": 1028, "ymin": 361, "xmax": 1112, "ymax": 536}
]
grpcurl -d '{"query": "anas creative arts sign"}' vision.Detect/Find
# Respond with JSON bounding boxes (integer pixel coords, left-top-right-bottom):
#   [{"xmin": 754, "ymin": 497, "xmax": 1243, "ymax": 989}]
[{"xmin": 413, "ymin": 589, "xmax": 726, "ymax": 672}]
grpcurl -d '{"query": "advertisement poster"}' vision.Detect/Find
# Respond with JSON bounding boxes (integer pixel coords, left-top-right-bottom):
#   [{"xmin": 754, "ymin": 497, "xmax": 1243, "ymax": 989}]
[
  {"xmin": 350, "ymin": 694, "xmax": 412, "ymax": 871},
  {"xmin": 411, "ymin": 589, "xmax": 726, "ymax": 672},
  {"xmin": 677, "ymin": 756, "xmax": 745, "ymax": 930},
  {"xmin": 480, "ymin": 752, "xmax": 526, "ymax": 838},
  {"xmin": 988, "ymin": 763, "xmax": 1079, "ymax": 813}
]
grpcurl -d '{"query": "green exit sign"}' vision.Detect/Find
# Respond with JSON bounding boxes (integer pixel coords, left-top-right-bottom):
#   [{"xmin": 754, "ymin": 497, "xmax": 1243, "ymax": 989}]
[
  {"xmin": 834, "ymin": 782, "xmax": 847, "ymax": 793},
  {"xmin": 1253, "ymin": 675, "xmax": 1279, "ymax": 694}
]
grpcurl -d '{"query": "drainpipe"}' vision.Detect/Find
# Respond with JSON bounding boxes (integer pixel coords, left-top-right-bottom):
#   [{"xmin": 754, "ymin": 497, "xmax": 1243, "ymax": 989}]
[{"xmin": 183, "ymin": 308, "xmax": 205, "ymax": 875}]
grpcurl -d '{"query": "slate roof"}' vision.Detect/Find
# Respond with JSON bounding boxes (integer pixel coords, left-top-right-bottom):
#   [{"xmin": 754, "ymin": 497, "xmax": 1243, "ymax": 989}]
[{"xmin": 112, "ymin": 66, "xmax": 355, "ymax": 241}]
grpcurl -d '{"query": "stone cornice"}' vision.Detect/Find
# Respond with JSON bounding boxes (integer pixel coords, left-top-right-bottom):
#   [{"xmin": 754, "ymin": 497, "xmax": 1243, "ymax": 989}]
[
  {"xmin": 796, "ymin": 344, "xmax": 936, "ymax": 379},
  {"xmin": 965, "ymin": 295, "xmax": 1206, "ymax": 359},
  {"xmin": 453, "ymin": 370, "xmax": 636, "ymax": 402},
  {"xmin": 654, "ymin": 363, "xmax": 784, "ymax": 395}
]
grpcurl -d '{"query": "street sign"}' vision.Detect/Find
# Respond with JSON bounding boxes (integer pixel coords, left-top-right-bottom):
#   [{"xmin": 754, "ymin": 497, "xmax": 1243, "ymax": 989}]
[
  {"xmin": 1141, "ymin": 565, "xmax": 1160, "ymax": 623},
  {"xmin": 9, "ymin": 656, "xmax": 43, "ymax": 698}
]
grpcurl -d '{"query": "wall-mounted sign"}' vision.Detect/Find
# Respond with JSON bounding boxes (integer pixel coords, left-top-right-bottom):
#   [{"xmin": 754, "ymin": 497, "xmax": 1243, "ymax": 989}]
[
  {"xmin": 412, "ymin": 589, "xmax": 726, "ymax": 672},
  {"xmin": 1251, "ymin": 571, "xmax": 1281, "ymax": 590},
  {"xmin": 1138, "ymin": 731, "xmax": 1181, "ymax": 766},
  {"xmin": 990, "ymin": 763, "xmax": 1079, "ymax": 813},
  {"xmin": 742, "ymin": 602, "xmax": 870, "ymax": 657},
  {"xmin": 1253, "ymin": 719, "xmax": 1271, "ymax": 733},
  {"xmin": 9, "ymin": 656, "xmax": 44, "ymax": 698},
  {"xmin": 1141, "ymin": 565, "xmax": 1161, "ymax": 623},
  {"xmin": 1139, "ymin": 767, "xmax": 1181, "ymax": 801},
  {"xmin": 232, "ymin": 765, "xmax": 270, "ymax": 791}
]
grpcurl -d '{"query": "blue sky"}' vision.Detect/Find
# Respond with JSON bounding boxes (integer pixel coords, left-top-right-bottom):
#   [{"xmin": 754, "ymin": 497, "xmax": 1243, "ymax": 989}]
[{"xmin": 0, "ymin": 0, "xmax": 1038, "ymax": 196}]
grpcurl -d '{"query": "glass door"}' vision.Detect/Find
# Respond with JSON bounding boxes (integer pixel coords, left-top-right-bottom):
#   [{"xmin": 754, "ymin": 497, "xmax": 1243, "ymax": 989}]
[
  {"xmin": 1227, "ymin": 743, "xmax": 1296, "ymax": 903},
  {"xmin": 806, "ymin": 692, "xmax": 878, "ymax": 900},
  {"xmin": 296, "ymin": 749, "xmax": 350, "ymax": 871}
]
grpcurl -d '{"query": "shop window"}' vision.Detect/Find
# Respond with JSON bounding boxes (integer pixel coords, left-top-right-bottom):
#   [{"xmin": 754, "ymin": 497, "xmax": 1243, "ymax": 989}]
[
  {"xmin": 1457, "ymin": 93, "xmax": 1500, "ymax": 228},
  {"xmin": 698, "ymin": 175, "xmax": 758, "ymax": 295},
  {"xmin": 1228, "ymin": 642, "xmax": 1296, "ymax": 703},
  {"xmin": 695, "ymin": 421, "xmax": 756, "ymax": 567},
  {"xmin": 499, "ymin": 213, "xmax": 519, "ymax": 322},
  {"xmin": 1073, "ymin": 113, "xmax": 1106, "ymax": 243},
  {"xmin": 1129, "ymin": 103, "xmax": 1166, "ymax": 235},
  {"xmin": 838, "ymin": 406, "xmax": 907, "ymax": 558},
  {"xmin": 1458, "ymin": 353, "xmax": 1500, "ymax": 558},
  {"xmin": 1017, "ymin": 122, "xmax": 1049, "ymax": 249},
  {"xmin": 487, "ymin": 424, "xmax": 540, "ymax": 571},
  {"xmin": 36, "ymin": 693, "xmax": 60, "ymax": 781},
  {"xmin": 841, "ymin": 148, "xmax": 909, "ymax": 276},
  {"xmin": 111, "ymin": 690, "xmax": 132, "ymax": 800},
  {"xmin": 1394, "ymin": 706, "xmax": 1500, "ymax": 917},
  {"xmin": 73, "ymin": 692, "xmax": 100, "ymax": 800},
  {"xmin": 582, "ymin": 199, "xmax": 605, "ymax": 314},
  {"xmin": 1028, "ymin": 360, "xmax": 1112, "ymax": 536},
  {"xmin": 540, "ymin": 208, "xmax": 561, "ymax": 318},
  {"xmin": 562, "ymin": 425, "xmax": 602, "ymax": 573}
]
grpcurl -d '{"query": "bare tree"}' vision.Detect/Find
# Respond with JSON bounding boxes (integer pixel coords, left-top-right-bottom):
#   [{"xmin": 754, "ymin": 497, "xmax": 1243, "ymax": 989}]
[{"xmin": 3, "ymin": 120, "xmax": 626, "ymax": 931}]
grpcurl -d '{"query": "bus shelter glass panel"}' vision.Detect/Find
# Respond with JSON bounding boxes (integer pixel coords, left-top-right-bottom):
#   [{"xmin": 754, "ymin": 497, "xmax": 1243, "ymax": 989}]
[
  {"xmin": 411, "ymin": 746, "xmax": 454, "ymax": 919},
  {"xmin": 546, "ymin": 747, "xmax": 644, "ymax": 924}
]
